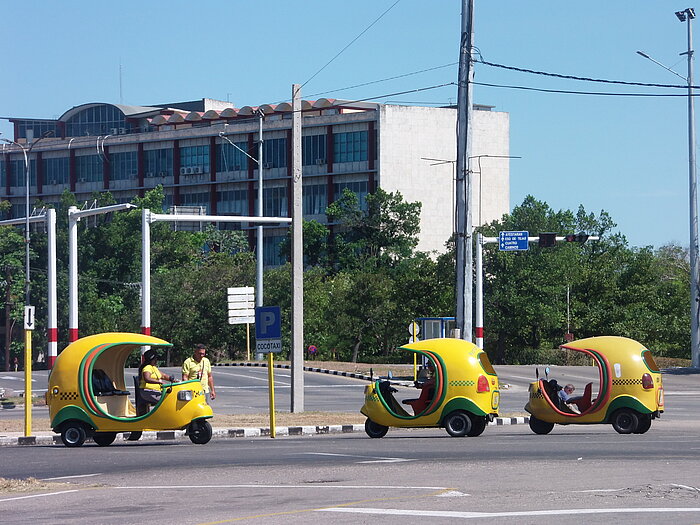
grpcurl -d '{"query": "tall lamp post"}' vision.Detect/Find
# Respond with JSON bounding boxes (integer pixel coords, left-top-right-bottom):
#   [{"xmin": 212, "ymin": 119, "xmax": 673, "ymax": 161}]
[
  {"xmin": 638, "ymin": 7, "xmax": 699, "ymax": 367},
  {"xmin": 1, "ymin": 130, "xmax": 52, "ymax": 435}
]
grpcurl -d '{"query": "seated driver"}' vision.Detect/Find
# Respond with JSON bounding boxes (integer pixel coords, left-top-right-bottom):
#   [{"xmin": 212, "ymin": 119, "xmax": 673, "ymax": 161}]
[{"xmin": 558, "ymin": 383, "xmax": 581, "ymax": 414}]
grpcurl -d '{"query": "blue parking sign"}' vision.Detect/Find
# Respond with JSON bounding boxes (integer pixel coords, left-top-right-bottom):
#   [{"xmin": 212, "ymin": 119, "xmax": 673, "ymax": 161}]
[{"xmin": 255, "ymin": 306, "xmax": 281, "ymax": 339}]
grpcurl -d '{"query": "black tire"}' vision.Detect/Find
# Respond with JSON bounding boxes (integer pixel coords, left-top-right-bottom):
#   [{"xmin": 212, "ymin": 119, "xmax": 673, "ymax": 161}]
[
  {"xmin": 467, "ymin": 417, "xmax": 487, "ymax": 437},
  {"xmin": 93, "ymin": 432, "xmax": 117, "ymax": 446},
  {"xmin": 634, "ymin": 416, "xmax": 652, "ymax": 434},
  {"xmin": 364, "ymin": 418, "xmax": 389, "ymax": 438},
  {"xmin": 528, "ymin": 416, "xmax": 555, "ymax": 435},
  {"xmin": 444, "ymin": 411, "xmax": 472, "ymax": 437},
  {"xmin": 188, "ymin": 420, "xmax": 213, "ymax": 444},
  {"xmin": 61, "ymin": 422, "xmax": 87, "ymax": 447},
  {"xmin": 127, "ymin": 431, "xmax": 142, "ymax": 441},
  {"xmin": 611, "ymin": 409, "xmax": 639, "ymax": 434}
]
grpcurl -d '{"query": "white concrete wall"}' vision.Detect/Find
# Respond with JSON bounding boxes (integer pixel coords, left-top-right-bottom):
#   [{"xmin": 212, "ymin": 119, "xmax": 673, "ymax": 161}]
[{"xmin": 378, "ymin": 105, "xmax": 509, "ymax": 254}]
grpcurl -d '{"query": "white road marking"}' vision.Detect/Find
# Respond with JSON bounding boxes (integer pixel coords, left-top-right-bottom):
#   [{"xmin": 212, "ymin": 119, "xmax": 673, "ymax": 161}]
[
  {"xmin": 115, "ymin": 484, "xmax": 447, "ymax": 490},
  {"xmin": 43, "ymin": 473, "xmax": 102, "ymax": 481},
  {"xmin": 317, "ymin": 507, "xmax": 700, "ymax": 518},
  {"xmin": 0, "ymin": 490, "xmax": 78, "ymax": 502},
  {"xmin": 436, "ymin": 490, "xmax": 470, "ymax": 497},
  {"xmin": 211, "ymin": 371, "xmax": 290, "ymax": 386},
  {"xmin": 0, "ymin": 376, "xmax": 36, "ymax": 382},
  {"xmin": 303, "ymin": 452, "xmax": 414, "ymax": 464}
]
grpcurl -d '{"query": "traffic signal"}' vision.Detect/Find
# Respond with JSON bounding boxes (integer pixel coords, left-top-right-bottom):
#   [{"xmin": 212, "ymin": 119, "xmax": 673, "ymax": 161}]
[
  {"xmin": 538, "ymin": 232, "xmax": 557, "ymax": 247},
  {"xmin": 564, "ymin": 233, "xmax": 589, "ymax": 243}
]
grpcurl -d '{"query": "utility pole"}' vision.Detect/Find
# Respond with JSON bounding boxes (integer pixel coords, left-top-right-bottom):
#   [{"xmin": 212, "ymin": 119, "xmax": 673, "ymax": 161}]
[
  {"xmin": 256, "ymin": 109, "xmax": 265, "ymax": 359},
  {"xmin": 678, "ymin": 8, "xmax": 700, "ymax": 367},
  {"xmin": 291, "ymin": 84, "xmax": 304, "ymax": 411},
  {"xmin": 455, "ymin": 0, "xmax": 475, "ymax": 341}
]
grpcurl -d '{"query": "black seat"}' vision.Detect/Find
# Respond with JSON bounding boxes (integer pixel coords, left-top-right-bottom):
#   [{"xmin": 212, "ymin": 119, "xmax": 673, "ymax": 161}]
[{"xmin": 92, "ymin": 369, "xmax": 129, "ymax": 396}]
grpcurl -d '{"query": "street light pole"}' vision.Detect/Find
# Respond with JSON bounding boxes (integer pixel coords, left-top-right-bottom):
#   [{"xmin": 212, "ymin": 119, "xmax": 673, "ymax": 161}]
[
  {"xmin": 1, "ymin": 130, "xmax": 51, "ymax": 435},
  {"xmin": 679, "ymin": 8, "xmax": 700, "ymax": 368},
  {"xmin": 638, "ymin": 8, "xmax": 699, "ymax": 367}
]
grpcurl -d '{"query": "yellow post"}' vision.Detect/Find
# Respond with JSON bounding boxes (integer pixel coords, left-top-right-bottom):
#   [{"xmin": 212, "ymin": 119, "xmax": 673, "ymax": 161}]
[
  {"xmin": 24, "ymin": 329, "xmax": 32, "ymax": 437},
  {"xmin": 267, "ymin": 352, "xmax": 276, "ymax": 438},
  {"xmin": 246, "ymin": 323, "xmax": 250, "ymax": 361}
]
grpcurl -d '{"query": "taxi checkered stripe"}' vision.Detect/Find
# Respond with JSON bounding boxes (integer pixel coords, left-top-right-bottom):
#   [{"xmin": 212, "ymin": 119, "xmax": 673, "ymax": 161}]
[
  {"xmin": 365, "ymin": 394, "xmax": 380, "ymax": 403},
  {"xmin": 613, "ymin": 378, "xmax": 642, "ymax": 386},
  {"xmin": 449, "ymin": 380, "xmax": 475, "ymax": 387},
  {"xmin": 59, "ymin": 392, "xmax": 79, "ymax": 400},
  {"xmin": 530, "ymin": 390, "xmax": 544, "ymax": 399}
]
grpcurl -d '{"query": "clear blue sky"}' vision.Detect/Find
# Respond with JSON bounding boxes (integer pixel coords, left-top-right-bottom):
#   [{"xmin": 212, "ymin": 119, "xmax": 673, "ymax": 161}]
[{"xmin": 0, "ymin": 1, "xmax": 696, "ymax": 249}]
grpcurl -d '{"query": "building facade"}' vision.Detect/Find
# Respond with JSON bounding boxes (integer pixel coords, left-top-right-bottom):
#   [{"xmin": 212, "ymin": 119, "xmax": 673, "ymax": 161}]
[{"xmin": 1, "ymin": 98, "xmax": 509, "ymax": 264}]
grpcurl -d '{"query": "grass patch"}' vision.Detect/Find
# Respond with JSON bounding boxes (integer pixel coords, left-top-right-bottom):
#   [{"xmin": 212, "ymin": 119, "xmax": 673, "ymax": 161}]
[{"xmin": 0, "ymin": 477, "xmax": 69, "ymax": 494}]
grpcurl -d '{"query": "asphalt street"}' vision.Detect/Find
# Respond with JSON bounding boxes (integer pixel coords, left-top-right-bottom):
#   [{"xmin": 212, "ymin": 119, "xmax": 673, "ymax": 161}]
[{"xmin": 1, "ymin": 421, "xmax": 699, "ymax": 524}]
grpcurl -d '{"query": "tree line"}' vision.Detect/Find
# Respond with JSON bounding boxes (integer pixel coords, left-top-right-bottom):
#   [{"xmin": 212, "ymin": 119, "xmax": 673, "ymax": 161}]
[{"xmin": 0, "ymin": 187, "xmax": 690, "ymax": 369}]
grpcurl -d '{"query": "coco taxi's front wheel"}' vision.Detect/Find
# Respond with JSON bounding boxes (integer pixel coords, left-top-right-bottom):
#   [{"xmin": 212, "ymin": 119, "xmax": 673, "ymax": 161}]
[
  {"xmin": 188, "ymin": 420, "xmax": 213, "ymax": 444},
  {"xmin": 528, "ymin": 416, "xmax": 554, "ymax": 435},
  {"xmin": 364, "ymin": 418, "xmax": 389, "ymax": 438}
]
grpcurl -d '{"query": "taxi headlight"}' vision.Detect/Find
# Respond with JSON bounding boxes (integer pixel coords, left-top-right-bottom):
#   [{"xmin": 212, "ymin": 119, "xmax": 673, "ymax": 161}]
[{"xmin": 177, "ymin": 390, "xmax": 193, "ymax": 401}]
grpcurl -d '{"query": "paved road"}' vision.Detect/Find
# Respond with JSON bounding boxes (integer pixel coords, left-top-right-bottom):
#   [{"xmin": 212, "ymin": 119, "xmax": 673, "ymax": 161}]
[
  {"xmin": 1, "ymin": 420, "xmax": 699, "ymax": 524},
  {"xmin": 1, "ymin": 364, "xmax": 698, "ymax": 421}
]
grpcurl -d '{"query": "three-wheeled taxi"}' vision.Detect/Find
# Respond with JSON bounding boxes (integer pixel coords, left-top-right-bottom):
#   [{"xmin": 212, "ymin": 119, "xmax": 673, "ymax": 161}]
[
  {"xmin": 525, "ymin": 336, "xmax": 664, "ymax": 435},
  {"xmin": 360, "ymin": 338, "xmax": 499, "ymax": 438},
  {"xmin": 47, "ymin": 332, "xmax": 213, "ymax": 447}
]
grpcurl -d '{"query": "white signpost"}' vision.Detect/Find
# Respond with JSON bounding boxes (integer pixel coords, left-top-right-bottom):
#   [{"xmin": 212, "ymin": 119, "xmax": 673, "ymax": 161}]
[
  {"xmin": 227, "ymin": 286, "xmax": 255, "ymax": 360},
  {"xmin": 227, "ymin": 287, "xmax": 255, "ymax": 325}
]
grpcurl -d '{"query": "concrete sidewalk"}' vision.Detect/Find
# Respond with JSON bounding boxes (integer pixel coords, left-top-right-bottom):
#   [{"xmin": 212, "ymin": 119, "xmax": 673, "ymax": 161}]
[{"xmin": 0, "ymin": 417, "xmax": 530, "ymax": 446}]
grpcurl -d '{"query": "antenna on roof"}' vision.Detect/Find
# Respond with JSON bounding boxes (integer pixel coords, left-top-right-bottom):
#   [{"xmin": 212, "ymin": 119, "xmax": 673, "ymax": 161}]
[{"xmin": 119, "ymin": 60, "xmax": 123, "ymax": 105}]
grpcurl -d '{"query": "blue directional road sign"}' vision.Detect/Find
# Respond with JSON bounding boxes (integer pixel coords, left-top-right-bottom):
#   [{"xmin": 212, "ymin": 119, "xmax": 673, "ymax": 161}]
[
  {"xmin": 255, "ymin": 306, "xmax": 282, "ymax": 353},
  {"xmin": 499, "ymin": 231, "xmax": 529, "ymax": 251}
]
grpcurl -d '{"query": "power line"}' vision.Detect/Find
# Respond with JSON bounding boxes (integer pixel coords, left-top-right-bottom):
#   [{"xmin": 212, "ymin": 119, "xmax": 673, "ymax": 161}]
[
  {"xmin": 478, "ymin": 59, "xmax": 695, "ymax": 90},
  {"xmin": 301, "ymin": 62, "xmax": 457, "ymax": 100},
  {"xmin": 471, "ymin": 80, "xmax": 700, "ymax": 97},
  {"xmin": 300, "ymin": 0, "xmax": 403, "ymax": 90}
]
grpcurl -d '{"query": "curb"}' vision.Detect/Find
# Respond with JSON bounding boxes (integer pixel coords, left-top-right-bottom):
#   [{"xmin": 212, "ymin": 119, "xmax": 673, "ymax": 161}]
[
  {"xmin": 214, "ymin": 361, "xmax": 373, "ymax": 381},
  {"xmin": 0, "ymin": 418, "xmax": 530, "ymax": 447}
]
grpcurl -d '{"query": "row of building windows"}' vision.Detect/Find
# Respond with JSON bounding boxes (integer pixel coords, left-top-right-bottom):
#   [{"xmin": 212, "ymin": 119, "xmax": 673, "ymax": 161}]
[{"xmin": 1, "ymin": 131, "xmax": 373, "ymax": 188}]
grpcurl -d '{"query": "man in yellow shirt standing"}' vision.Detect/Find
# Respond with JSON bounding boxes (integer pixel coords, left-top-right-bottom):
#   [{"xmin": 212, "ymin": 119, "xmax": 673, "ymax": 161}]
[{"xmin": 182, "ymin": 344, "xmax": 216, "ymax": 401}]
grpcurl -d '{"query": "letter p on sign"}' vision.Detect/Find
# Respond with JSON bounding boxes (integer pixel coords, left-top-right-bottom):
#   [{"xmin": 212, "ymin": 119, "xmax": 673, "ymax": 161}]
[{"xmin": 255, "ymin": 306, "xmax": 281, "ymax": 339}]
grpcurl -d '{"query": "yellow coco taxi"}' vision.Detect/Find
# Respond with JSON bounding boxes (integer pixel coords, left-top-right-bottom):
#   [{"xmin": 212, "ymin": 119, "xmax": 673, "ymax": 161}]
[
  {"xmin": 46, "ymin": 332, "xmax": 213, "ymax": 447},
  {"xmin": 361, "ymin": 338, "xmax": 499, "ymax": 438},
  {"xmin": 525, "ymin": 336, "xmax": 664, "ymax": 435}
]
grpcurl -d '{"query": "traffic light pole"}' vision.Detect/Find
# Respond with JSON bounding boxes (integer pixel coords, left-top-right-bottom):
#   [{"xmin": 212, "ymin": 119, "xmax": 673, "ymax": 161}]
[{"xmin": 475, "ymin": 233, "xmax": 599, "ymax": 349}]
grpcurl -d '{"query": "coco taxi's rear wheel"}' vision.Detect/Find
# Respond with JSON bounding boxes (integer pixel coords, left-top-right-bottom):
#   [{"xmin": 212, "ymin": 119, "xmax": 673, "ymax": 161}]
[
  {"xmin": 528, "ymin": 416, "xmax": 555, "ymax": 435},
  {"xmin": 364, "ymin": 418, "xmax": 389, "ymax": 438},
  {"xmin": 188, "ymin": 420, "xmax": 213, "ymax": 444},
  {"xmin": 61, "ymin": 422, "xmax": 87, "ymax": 447},
  {"xmin": 611, "ymin": 409, "xmax": 639, "ymax": 434},
  {"xmin": 444, "ymin": 411, "xmax": 472, "ymax": 437}
]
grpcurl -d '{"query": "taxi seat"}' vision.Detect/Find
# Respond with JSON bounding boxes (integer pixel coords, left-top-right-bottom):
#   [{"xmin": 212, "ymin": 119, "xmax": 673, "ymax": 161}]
[
  {"xmin": 572, "ymin": 382, "xmax": 593, "ymax": 412},
  {"xmin": 402, "ymin": 384, "xmax": 435, "ymax": 415}
]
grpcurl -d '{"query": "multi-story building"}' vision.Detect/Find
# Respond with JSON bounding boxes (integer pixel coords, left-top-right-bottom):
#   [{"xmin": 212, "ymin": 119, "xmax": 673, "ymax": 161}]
[{"xmin": 1, "ymin": 98, "xmax": 509, "ymax": 264}]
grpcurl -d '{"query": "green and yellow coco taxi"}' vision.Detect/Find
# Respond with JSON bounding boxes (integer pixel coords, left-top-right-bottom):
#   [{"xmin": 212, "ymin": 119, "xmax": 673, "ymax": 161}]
[
  {"xmin": 525, "ymin": 336, "xmax": 664, "ymax": 435},
  {"xmin": 46, "ymin": 332, "xmax": 213, "ymax": 447},
  {"xmin": 361, "ymin": 338, "xmax": 499, "ymax": 438}
]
